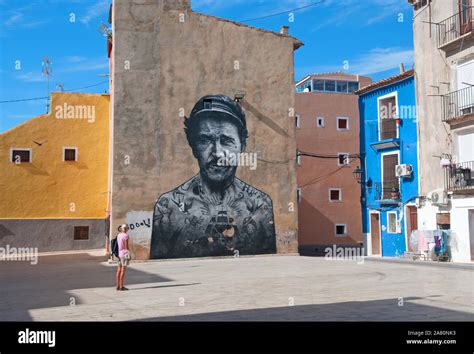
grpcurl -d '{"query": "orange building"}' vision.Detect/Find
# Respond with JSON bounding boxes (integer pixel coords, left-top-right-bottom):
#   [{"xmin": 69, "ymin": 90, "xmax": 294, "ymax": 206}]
[
  {"xmin": 0, "ymin": 92, "xmax": 110, "ymax": 252},
  {"xmin": 295, "ymin": 72, "xmax": 371, "ymax": 256}
]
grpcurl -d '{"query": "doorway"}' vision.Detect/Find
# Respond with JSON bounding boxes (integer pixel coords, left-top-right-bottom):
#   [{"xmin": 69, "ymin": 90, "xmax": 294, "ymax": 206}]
[
  {"xmin": 459, "ymin": 0, "xmax": 472, "ymax": 35},
  {"xmin": 469, "ymin": 209, "xmax": 474, "ymax": 261},
  {"xmin": 370, "ymin": 213, "xmax": 381, "ymax": 256},
  {"xmin": 406, "ymin": 205, "xmax": 418, "ymax": 252}
]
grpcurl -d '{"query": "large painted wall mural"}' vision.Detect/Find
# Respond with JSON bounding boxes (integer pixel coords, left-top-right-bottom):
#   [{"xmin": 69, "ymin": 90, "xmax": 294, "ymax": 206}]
[{"xmin": 150, "ymin": 94, "xmax": 276, "ymax": 259}]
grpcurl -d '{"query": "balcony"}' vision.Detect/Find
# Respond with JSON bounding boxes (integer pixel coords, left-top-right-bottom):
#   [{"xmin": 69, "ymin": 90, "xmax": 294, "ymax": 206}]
[
  {"xmin": 444, "ymin": 160, "xmax": 474, "ymax": 194},
  {"xmin": 437, "ymin": 7, "xmax": 474, "ymax": 50},
  {"xmin": 368, "ymin": 120, "xmax": 400, "ymax": 151},
  {"xmin": 374, "ymin": 181, "xmax": 401, "ymax": 204},
  {"xmin": 442, "ymin": 86, "xmax": 474, "ymax": 124}
]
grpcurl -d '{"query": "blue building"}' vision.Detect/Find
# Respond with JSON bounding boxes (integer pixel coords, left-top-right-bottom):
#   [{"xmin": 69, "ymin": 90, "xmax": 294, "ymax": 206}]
[{"xmin": 356, "ymin": 69, "xmax": 418, "ymax": 257}]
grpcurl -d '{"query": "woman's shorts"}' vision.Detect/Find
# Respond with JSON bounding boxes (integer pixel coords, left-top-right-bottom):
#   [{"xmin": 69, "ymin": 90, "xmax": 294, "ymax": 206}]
[{"xmin": 117, "ymin": 256, "xmax": 130, "ymax": 267}]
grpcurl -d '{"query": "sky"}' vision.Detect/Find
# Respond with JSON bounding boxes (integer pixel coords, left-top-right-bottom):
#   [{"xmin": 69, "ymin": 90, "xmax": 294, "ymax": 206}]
[{"xmin": 0, "ymin": 0, "xmax": 414, "ymax": 132}]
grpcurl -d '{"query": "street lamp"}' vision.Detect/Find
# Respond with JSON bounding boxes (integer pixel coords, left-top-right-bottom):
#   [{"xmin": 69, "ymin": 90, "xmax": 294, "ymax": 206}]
[
  {"xmin": 353, "ymin": 166, "xmax": 371, "ymax": 188},
  {"xmin": 353, "ymin": 166, "xmax": 363, "ymax": 184}
]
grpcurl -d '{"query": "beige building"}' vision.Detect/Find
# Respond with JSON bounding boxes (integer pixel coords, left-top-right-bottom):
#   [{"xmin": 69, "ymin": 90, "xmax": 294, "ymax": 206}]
[
  {"xmin": 409, "ymin": 0, "xmax": 474, "ymax": 262},
  {"xmin": 295, "ymin": 72, "xmax": 372, "ymax": 255},
  {"xmin": 109, "ymin": 0, "xmax": 302, "ymax": 259}
]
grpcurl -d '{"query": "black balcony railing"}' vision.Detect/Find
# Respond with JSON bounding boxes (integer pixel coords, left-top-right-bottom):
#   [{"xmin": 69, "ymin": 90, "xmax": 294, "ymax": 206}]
[
  {"xmin": 444, "ymin": 160, "xmax": 474, "ymax": 192},
  {"xmin": 442, "ymin": 86, "xmax": 474, "ymax": 122},
  {"xmin": 437, "ymin": 7, "xmax": 473, "ymax": 47},
  {"xmin": 374, "ymin": 181, "xmax": 401, "ymax": 201}
]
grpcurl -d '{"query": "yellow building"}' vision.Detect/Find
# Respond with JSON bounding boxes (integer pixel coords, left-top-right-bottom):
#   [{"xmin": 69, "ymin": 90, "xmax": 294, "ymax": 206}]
[{"xmin": 0, "ymin": 92, "xmax": 110, "ymax": 251}]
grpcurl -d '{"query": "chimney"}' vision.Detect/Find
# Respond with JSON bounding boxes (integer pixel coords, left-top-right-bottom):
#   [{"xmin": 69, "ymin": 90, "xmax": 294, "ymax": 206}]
[
  {"xmin": 280, "ymin": 26, "xmax": 289, "ymax": 35},
  {"xmin": 399, "ymin": 63, "xmax": 405, "ymax": 74}
]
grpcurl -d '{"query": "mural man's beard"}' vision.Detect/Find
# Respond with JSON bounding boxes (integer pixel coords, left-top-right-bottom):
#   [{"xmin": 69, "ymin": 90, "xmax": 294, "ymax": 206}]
[
  {"xmin": 200, "ymin": 159, "xmax": 236, "ymax": 187},
  {"xmin": 150, "ymin": 94, "xmax": 276, "ymax": 259}
]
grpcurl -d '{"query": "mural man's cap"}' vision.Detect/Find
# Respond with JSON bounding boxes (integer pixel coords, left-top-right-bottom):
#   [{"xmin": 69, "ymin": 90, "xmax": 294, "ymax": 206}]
[{"xmin": 187, "ymin": 94, "xmax": 246, "ymax": 129}]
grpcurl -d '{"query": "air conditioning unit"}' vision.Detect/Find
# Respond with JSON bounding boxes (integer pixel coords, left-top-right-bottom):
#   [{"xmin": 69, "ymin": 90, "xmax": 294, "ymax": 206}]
[
  {"xmin": 395, "ymin": 164, "xmax": 413, "ymax": 178},
  {"xmin": 415, "ymin": 197, "xmax": 421, "ymax": 208},
  {"xmin": 428, "ymin": 189, "xmax": 449, "ymax": 206}
]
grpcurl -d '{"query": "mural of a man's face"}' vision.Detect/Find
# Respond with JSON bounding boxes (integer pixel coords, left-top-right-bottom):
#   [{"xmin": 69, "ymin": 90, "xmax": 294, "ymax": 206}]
[
  {"xmin": 151, "ymin": 94, "xmax": 276, "ymax": 260},
  {"xmin": 192, "ymin": 116, "xmax": 242, "ymax": 185}
]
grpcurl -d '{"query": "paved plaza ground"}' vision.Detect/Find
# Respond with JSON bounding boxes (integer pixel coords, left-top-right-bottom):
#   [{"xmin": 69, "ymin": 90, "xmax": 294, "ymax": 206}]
[{"xmin": 0, "ymin": 252, "xmax": 473, "ymax": 321}]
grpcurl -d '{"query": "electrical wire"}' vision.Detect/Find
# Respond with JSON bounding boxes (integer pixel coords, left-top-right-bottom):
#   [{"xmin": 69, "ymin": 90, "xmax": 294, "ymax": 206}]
[
  {"xmin": 0, "ymin": 81, "xmax": 109, "ymax": 104},
  {"xmin": 298, "ymin": 150, "xmax": 360, "ymax": 159},
  {"xmin": 239, "ymin": 0, "xmax": 325, "ymax": 23},
  {"xmin": 298, "ymin": 157, "xmax": 358, "ymax": 188}
]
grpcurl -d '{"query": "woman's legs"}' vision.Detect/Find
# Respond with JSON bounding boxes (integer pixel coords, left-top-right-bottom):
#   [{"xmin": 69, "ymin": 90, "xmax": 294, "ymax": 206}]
[
  {"xmin": 119, "ymin": 266, "xmax": 127, "ymax": 289},
  {"xmin": 116, "ymin": 265, "xmax": 122, "ymax": 289}
]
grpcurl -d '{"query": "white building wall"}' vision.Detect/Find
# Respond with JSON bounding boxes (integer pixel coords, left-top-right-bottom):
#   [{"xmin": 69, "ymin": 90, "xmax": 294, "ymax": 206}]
[
  {"xmin": 411, "ymin": 1, "xmax": 474, "ymax": 263},
  {"xmin": 450, "ymin": 196, "xmax": 474, "ymax": 262},
  {"xmin": 417, "ymin": 202, "xmax": 440, "ymax": 231}
]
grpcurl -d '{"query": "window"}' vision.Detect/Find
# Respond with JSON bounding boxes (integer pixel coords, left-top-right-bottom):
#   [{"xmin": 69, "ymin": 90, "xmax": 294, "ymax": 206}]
[
  {"xmin": 337, "ymin": 117, "xmax": 349, "ymax": 131},
  {"xmin": 378, "ymin": 94, "xmax": 398, "ymax": 140},
  {"xmin": 74, "ymin": 226, "xmax": 89, "ymax": 240},
  {"xmin": 335, "ymin": 224, "xmax": 347, "ymax": 236},
  {"xmin": 329, "ymin": 188, "xmax": 341, "ymax": 202},
  {"xmin": 296, "ymin": 79, "xmax": 312, "ymax": 92},
  {"xmin": 63, "ymin": 147, "xmax": 78, "ymax": 161},
  {"xmin": 297, "ymin": 150, "xmax": 301, "ymax": 165},
  {"xmin": 317, "ymin": 117, "xmax": 324, "ymax": 127},
  {"xmin": 387, "ymin": 212, "xmax": 398, "ymax": 234},
  {"xmin": 297, "ymin": 188, "xmax": 302, "ymax": 203},
  {"xmin": 308, "ymin": 80, "xmax": 360, "ymax": 94},
  {"xmin": 338, "ymin": 153, "xmax": 350, "ymax": 166},
  {"xmin": 324, "ymin": 80, "xmax": 336, "ymax": 92},
  {"xmin": 337, "ymin": 81, "xmax": 348, "ymax": 93},
  {"xmin": 382, "ymin": 153, "xmax": 399, "ymax": 200},
  {"xmin": 312, "ymin": 79, "xmax": 324, "ymax": 91},
  {"xmin": 11, "ymin": 149, "xmax": 31, "ymax": 163},
  {"xmin": 295, "ymin": 115, "xmax": 301, "ymax": 128},
  {"xmin": 414, "ymin": 0, "xmax": 430, "ymax": 10},
  {"xmin": 459, "ymin": 0, "xmax": 472, "ymax": 35},
  {"xmin": 348, "ymin": 81, "xmax": 359, "ymax": 93}
]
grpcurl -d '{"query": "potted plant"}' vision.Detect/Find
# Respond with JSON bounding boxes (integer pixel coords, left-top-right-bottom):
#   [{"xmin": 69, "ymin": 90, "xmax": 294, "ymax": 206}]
[{"xmin": 391, "ymin": 185, "xmax": 400, "ymax": 200}]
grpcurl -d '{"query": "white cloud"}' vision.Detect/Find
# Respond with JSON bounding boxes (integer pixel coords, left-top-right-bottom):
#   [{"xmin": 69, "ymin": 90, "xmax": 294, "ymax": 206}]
[
  {"xmin": 350, "ymin": 47, "xmax": 414, "ymax": 75},
  {"xmin": 63, "ymin": 56, "xmax": 87, "ymax": 63},
  {"xmin": 4, "ymin": 12, "xmax": 23, "ymax": 27},
  {"xmin": 1, "ymin": 5, "xmax": 49, "ymax": 33},
  {"xmin": 15, "ymin": 72, "xmax": 45, "ymax": 83},
  {"xmin": 80, "ymin": 0, "xmax": 109, "ymax": 25},
  {"xmin": 296, "ymin": 47, "xmax": 414, "ymax": 77},
  {"xmin": 57, "ymin": 57, "xmax": 109, "ymax": 73},
  {"xmin": 312, "ymin": 0, "xmax": 411, "ymax": 31},
  {"xmin": 193, "ymin": 0, "xmax": 322, "ymax": 20}
]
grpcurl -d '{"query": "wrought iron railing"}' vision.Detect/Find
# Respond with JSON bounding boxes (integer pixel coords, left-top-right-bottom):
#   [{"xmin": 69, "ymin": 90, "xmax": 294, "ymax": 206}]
[
  {"xmin": 374, "ymin": 181, "xmax": 401, "ymax": 201},
  {"xmin": 444, "ymin": 160, "xmax": 474, "ymax": 192},
  {"xmin": 437, "ymin": 7, "xmax": 473, "ymax": 47},
  {"xmin": 442, "ymin": 86, "xmax": 474, "ymax": 122}
]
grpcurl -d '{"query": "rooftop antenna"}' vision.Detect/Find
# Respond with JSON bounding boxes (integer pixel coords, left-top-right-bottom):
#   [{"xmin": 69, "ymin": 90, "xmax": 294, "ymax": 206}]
[
  {"xmin": 97, "ymin": 21, "xmax": 111, "ymax": 37},
  {"xmin": 42, "ymin": 56, "xmax": 53, "ymax": 113}
]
